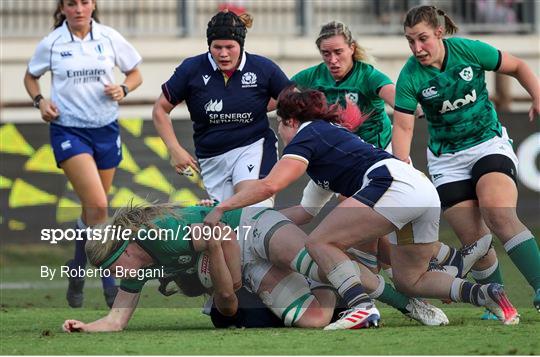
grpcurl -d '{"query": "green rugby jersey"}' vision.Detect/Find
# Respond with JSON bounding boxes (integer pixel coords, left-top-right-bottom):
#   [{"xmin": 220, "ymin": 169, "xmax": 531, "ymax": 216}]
[
  {"xmin": 120, "ymin": 206, "xmax": 242, "ymax": 293},
  {"xmin": 395, "ymin": 37, "xmax": 503, "ymax": 155},
  {"xmin": 292, "ymin": 61, "xmax": 393, "ymax": 149}
]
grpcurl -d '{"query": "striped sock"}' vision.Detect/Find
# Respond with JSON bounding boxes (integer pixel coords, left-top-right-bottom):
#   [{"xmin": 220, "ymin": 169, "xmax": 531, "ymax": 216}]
[
  {"xmin": 327, "ymin": 260, "xmax": 371, "ymax": 308},
  {"xmin": 504, "ymin": 230, "xmax": 540, "ymax": 291}
]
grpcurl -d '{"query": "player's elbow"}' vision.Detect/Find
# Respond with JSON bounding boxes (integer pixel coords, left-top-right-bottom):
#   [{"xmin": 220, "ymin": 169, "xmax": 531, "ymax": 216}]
[
  {"xmin": 261, "ymin": 180, "xmax": 282, "ymax": 197},
  {"xmin": 215, "ymin": 294, "xmax": 238, "ymax": 317},
  {"xmin": 151, "ymin": 102, "xmax": 164, "ymax": 122}
]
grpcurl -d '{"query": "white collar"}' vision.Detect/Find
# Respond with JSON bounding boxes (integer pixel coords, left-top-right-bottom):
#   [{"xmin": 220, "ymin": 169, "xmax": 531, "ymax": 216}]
[
  {"xmin": 290, "ymin": 121, "xmax": 312, "ymax": 140},
  {"xmin": 297, "ymin": 121, "xmax": 313, "ymax": 133},
  {"xmin": 207, "ymin": 51, "xmax": 247, "ymax": 72}
]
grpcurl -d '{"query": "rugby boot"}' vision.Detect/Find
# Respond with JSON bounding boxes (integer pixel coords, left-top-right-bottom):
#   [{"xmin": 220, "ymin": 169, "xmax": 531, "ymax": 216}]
[
  {"xmin": 428, "ymin": 258, "xmax": 459, "ymax": 277},
  {"xmin": 459, "ymin": 235, "xmax": 493, "ymax": 278},
  {"xmin": 66, "ymin": 260, "xmax": 85, "ymax": 308},
  {"xmin": 324, "ymin": 303, "xmax": 380, "ymax": 330},
  {"xmin": 480, "ymin": 309, "xmax": 499, "ymax": 320},
  {"xmin": 404, "ymin": 298, "xmax": 449, "ymax": 326},
  {"xmin": 481, "ymin": 284, "xmax": 519, "ymax": 325}
]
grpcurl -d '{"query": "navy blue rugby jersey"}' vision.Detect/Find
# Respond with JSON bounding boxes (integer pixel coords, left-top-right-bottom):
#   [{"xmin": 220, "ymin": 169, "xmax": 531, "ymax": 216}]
[
  {"xmin": 282, "ymin": 120, "xmax": 393, "ymax": 197},
  {"xmin": 162, "ymin": 52, "xmax": 291, "ymax": 158}
]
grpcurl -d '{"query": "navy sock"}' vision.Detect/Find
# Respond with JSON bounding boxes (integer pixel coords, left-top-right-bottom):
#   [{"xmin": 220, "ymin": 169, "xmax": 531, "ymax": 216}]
[
  {"xmin": 460, "ymin": 281, "xmax": 483, "ymax": 306},
  {"xmin": 101, "ymin": 276, "xmax": 116, "ymax": 288},
  {"xmin": 69, "ymin": 223, "xmax": 87, "ymax": 270},
  {"xmin": 343, "ymin": 284, "xmax": 371, "ymax": 308}
]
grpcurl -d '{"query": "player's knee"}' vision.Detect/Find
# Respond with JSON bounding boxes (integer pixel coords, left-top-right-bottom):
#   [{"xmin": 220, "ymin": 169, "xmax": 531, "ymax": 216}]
[
  {"xmin": 306, "ymin": 237, "xmax": 344, "ymax": 258},
  {"xmin": 482, "ymin": 208, "xmax": 518, "ymax": 235},
  {"xmin": 305, "ymin": 237, "xmax": 320, "ymax": 256},
  {"xmin": 294, "ymin": 308, "xmax": 330, "ymax": 328},
  {"xmin": 393, "ymin": 275, "xmax": 417, "ymax": 296},
  {"xmin": 83, "ymin": 203, "xmax": 108, "ymax": 224}
]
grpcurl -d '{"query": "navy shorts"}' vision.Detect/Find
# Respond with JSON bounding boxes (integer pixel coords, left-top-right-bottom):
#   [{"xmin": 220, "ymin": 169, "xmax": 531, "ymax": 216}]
[{"xmin": 49, "ymin": 121, "xmax": 122, "ymax": 169}]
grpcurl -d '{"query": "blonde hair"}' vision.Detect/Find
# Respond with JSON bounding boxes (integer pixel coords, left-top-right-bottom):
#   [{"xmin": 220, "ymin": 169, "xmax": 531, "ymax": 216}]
[
  {"xmin": 404, "ymin": 5, "xmax": 459, "ymax": 35},
  {"xmin": 238, "ymin": 13, "xmax": 253, "ymax": 29},
  {"xmin": 316, "ymin": 21, "xmax": 370, "ymax": 63},
  {"xmin": 85, "ymin": 202, "xmax": 179, "ymax": 267}
]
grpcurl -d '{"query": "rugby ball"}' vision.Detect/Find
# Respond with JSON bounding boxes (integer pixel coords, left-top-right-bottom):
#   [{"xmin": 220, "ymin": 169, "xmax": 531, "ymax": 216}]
[{"xmin": 196, "ymin": 252, "xmax": 213, "ymax": 289}]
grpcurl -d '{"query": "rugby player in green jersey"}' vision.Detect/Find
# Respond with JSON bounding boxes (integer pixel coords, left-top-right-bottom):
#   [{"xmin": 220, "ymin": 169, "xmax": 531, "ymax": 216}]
[
  {"xmin": 392, "ymin": 5, "xmax": 540, "ymax": 315},
  {"xmin": 62, "ymin": 203, "xmax": 452, "ymax": 332},
  {"xmin": 62, "ymin": 204, "xmax": 348, "ymax": 332},
  {"xmin": 288, "ymin": 21, "xmax": 476, "ymax": 323}
]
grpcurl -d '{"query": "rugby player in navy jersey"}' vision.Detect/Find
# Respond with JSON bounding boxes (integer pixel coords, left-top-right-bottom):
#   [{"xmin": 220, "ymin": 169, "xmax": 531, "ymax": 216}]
[
  {"xmin": 204, "ymin": 86, "xmax": 520, "ymax": 329},
  {"xmin": 152, "ymin": 10, "xmax": 290, "ymax": 206}
]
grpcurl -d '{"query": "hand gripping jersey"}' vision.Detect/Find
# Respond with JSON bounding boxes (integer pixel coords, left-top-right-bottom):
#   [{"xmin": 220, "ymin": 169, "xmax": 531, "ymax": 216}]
[
  {"xmin": 162, "ymin": 52, "xmax": 291, "ymax": 158},
  {"xmin": 120, "ymin": 206, "xmax": 241, "ymax": 293},
  {"xmin": 292, "ymin": 61, "xmax": 393, "ymax": 149},
  {"xmin": 27, "ymin": 20, "xmax": 142, "ymax": 128},
  {"xmin": 282, "ymin": 120, "xmax": 393, "ymax": 197},
  {"xmin": 395, "ymin": 37, "xmax": 503, "ymax": 156}
]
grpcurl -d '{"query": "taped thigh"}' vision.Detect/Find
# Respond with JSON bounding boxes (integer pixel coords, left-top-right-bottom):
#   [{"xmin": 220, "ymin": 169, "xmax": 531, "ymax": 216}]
[{"xmin": 259, "ymin": 272, "xmax": 314, "ymax": 327}]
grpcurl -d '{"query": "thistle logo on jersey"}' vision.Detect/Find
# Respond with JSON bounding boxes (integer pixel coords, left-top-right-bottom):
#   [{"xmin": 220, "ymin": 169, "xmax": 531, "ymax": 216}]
[
  {"xmin": 439, "ymin": 89, "xmax": 477, "ymax": 114},
  {"xmin": 202, "ymin": 75, "xmax": 211, "ymax": 85},
  {"xmin": 205, "ymin": 99, "xmax": 223, "ymax": 113},
  {"xmin": 345, "ymin": 92, "xmax": 359, "ymax": 104},
  {"xmin": 422, "ymin": 86, "xmax": 439, "ymax": 99},
  {"xmin": 241, "ymin": 72, "xmax": 257, "ymax": 88},
  {"xmin": 459, "ymin": 66, "xmax": 474, "ymax": 82}
]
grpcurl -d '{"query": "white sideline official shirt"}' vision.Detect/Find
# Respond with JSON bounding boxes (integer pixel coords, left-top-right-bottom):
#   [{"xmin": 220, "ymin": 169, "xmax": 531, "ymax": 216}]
[{"xmin": 28, "ymin": 20, "xmax": 142, "ymax": 128}]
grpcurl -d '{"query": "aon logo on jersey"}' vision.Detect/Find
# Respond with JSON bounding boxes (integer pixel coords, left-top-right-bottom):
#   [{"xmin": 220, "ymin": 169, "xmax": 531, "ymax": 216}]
[{"xmin": 439, "ymin": 90, "xmax": 477, "ymax": 114}]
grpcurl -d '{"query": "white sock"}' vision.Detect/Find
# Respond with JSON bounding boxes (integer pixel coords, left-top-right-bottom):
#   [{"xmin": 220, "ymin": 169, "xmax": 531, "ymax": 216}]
[
  {"xmin": 368, "ymin": 275, "xmax": 386, "ymax": 299},
  {"xmin": 471, "ymin": 259, "xmax": 499, "ymax": 281},
  {"xmin": 449, "ymin": 278, "xmax": 466, "ymax": 302},
  {"xmin": 503, "ymin": 230, "xmax": 533, "ymax": 253},
  {"xmin": 327, "ymin": 260, "xmax": 362, "ymax": 297}
]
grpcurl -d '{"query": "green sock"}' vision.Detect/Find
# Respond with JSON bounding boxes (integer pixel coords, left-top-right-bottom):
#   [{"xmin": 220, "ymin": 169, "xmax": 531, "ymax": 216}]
[
  {"xmin": 377, "ymin": 283, "xmax": 410, "ymax": 314},
  {"xmin": 505, "ymin": 231, "xmax": 540, "ymax": 291},
  {"xmin": 471, "ymin": 260, "xmax": 504, "ymax": 285}
]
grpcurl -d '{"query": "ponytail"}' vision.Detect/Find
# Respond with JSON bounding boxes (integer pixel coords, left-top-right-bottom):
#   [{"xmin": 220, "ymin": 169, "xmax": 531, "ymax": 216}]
[{"xmin": 404, "ymin": 5, "xmax": 458, "ymax": 35}]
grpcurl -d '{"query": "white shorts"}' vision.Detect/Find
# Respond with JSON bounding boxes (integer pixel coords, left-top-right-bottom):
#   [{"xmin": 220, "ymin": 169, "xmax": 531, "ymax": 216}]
[
  {"xmin": 199, "ymin": 136, "xmax": 278, "ymax": 203},
  {"xmin": 427, "ymin": 127, "xmax": 518, "ymax": 188},
  {"xmin": 237, "ymin": 207, "xmax": 291, "ymax": 293},
  {"xmin": 353, "ymin": 159, "xmax": 441, "ymax": 245}
]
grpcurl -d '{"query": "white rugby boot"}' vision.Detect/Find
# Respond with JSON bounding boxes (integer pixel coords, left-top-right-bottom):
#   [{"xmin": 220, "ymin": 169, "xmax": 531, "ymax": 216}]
[
  {"xmin": 404, "ymin": 298, "xmax": 449, "ymax": 326},
  {"xmin": 460, "ymin": 234, "xmax": 493, "ymax": 278},
  {"xmin": 324, "ymin": 304, "xmax": 380, "ymax": 330},
  {"xmin": 481, "ymin": 284, "xmax": 519, "ymax": 325}
]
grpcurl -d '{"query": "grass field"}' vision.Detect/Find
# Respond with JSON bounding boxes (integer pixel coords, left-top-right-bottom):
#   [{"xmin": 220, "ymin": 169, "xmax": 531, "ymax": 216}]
[{"xmin": 1, "ymin": 236, "xmax": 539, "ymax": 355}]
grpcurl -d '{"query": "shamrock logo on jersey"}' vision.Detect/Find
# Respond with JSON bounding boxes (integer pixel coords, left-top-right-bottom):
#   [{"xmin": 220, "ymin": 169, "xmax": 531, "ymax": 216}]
[
  {"xmin": 459, "ymin": 66, "xmax": 473, "ymax": 82},
  {"xmin": 241, "ymin": 72, "xmax": 257, "ymax": 87},
  {"xmin": 345, "ymin": 92, "xmax": 358, "ymax": 104}
]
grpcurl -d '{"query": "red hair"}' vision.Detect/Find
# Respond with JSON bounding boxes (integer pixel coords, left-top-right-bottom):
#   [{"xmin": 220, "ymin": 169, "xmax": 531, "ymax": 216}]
[{"xmin": 276, "ymin": 86, "xmax": 369, "ymax": 131}]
